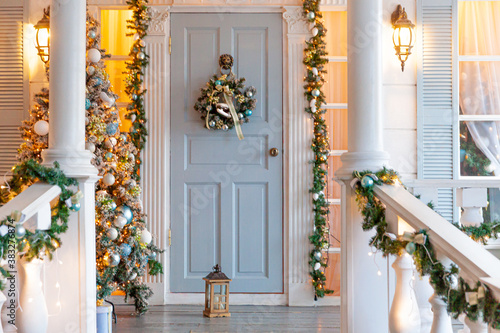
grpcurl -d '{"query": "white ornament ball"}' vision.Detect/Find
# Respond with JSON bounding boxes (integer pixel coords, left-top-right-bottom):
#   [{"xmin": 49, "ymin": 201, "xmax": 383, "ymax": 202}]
[
  {"xmin": 104, "ymin": 139, "xmax": 114, "ymax": 149},
  {"xmin": 314, "ymin": 262, "xmax": 321, "ymax": 270},
  {"xmin": 139, "ymin": 229, "xmax": 152, "ymax": 245},
  {"xmin": 106, "ymin": 228, "xmax": 118, "ymax": 240},
  {"xmin": 114, "ymin": 216, "xmax": 127, "ymax": 229},
  {"xmin": 34, "ymin": 120, "xmax": 49, "ymax": 136},
  {"xmin": 85, "ymin": 142, "xmax": 96, "ymax": 153},
  {"xmin": 313, "ymin": 193, "xmax": 319, "ymax": 201},
  {"xmin": 109, "ymin": 137, "xmax": 117, "ymax": 146},
  {"xmin": 312, "ymin": 27, "xmax": 319, "ymax": 37},
  {"xmin": 129, "ymin": 272, "xmax": 138, "ymax": 280},
  {"xmin": 311, "ymin": 106, "xmax": 317, "ymax": 113},
  {"xmin": 87, "ymin": 66, "xmax": 95, "ymax": 76},
  {"xmin": 87, "ymin": 48, "xmax": 101, "ymax": 63},
  {"xmin": 310, "ymin": 99, "xmax": 317, "ymax": 108},
  {"xmin": 312, "ymin": 67, "xmax": 319, "ymax": 76},
  {"xmin": 100, "ymin": 92, "xmax": 111, "ymax": 103},
  {"xmin": 130, "ymin": 114, "xmax": 137, "ymax": 123},
  {"xmin": 96, "ymin": 190, "xmax": 108, "ymax": 197},
  {"xmin": 103, "ymin": 173, "xmax": 115, "ymax": 186}
]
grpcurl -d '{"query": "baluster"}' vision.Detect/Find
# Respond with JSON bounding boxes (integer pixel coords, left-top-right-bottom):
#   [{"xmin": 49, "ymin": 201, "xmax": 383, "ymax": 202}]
[
  {"xmin": 456, "ymin": 188, "xmax": 487, "ymax": 227},
  {"xmin": 429, "ymin": 293, "xmax": 453, "ymax": 333},
  {"xmin": 464, "ymin": 316, "xmax": 488, "ymax": 333},
  {"xmin": 17, "ymin": 258, "xmax": 48, "ymax": 333},
  {"xmin": 428, "ymin": 254, "xmax": 454, "ymax": 333},
  {"xmin": 389, "ymin": 252, "xmax": 421, "ymax": 333},
  {"xmin": 413, "ymin": 274, "xmax": 433, "ymax": 333},
  {"xmin": 458, "ymin": 314, "xmax": 470, "ymax": 333}
]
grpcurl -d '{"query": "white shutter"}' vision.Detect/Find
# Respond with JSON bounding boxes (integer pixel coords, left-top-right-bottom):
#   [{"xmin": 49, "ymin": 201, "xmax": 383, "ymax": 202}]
[
  {"xmin": 0, "ymin": 0, "xmax": 26, "ymax": 175},
  {"xmin": 417, "ymin": 0, "xmax": 456, "ymax": 222}
]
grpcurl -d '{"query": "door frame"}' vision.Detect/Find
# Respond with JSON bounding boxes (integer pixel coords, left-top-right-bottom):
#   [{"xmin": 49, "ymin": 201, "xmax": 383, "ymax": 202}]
[{"xmin": 90, "ymin": 2, "xmax": 341, "ymax": 306}]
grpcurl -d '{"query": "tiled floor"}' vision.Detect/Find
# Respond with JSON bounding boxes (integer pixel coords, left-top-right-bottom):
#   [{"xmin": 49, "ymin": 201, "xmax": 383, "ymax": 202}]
[
  {"xmin": 114, "ymin": 304, "xmax": 464, "ymax": 332},
  {"xmin": 114, "ymin": 305, "xmax": 341, "ymax": 332}
]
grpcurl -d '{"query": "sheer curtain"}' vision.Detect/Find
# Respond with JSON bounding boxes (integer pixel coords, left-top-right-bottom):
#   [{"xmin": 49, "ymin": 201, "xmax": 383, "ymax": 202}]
[{"xmin": 459, "ymin": 2, "xmax": 500, "ymax": 174}]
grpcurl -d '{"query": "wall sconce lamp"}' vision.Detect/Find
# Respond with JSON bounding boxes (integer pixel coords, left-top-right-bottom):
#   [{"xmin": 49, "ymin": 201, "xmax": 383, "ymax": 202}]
[
  {"xmin": 391, "ymin": 5, "xmax": 415, "ymax": 72},
  {"xmin": 34, "ymin": 8, "xmax": 50, "ymax": 64}
]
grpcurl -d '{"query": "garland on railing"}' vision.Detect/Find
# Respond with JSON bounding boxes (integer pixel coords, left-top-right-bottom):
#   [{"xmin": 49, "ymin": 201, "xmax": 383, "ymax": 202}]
[
  {"xmin": 353, "ymin": 168, "xmax": 500, "ymax": 328},
  {"xmin": 125, "ymin": 0, "xmax": 151, "ymax": 180},
  {"xmin": 302, "ymin": 0, "xmax": 333, "ymax": 299},
  {"xmin": 0, "ymin": 160, "xmax": 80, "ymax": 289}
]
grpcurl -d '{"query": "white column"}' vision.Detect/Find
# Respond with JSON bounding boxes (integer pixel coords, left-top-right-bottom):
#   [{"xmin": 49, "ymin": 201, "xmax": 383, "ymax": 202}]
[
  {"xmin": 43, "ymin": 0, "xmax": 95, "ymax": 173},
  {"xmin": 42, "ymin": 1, "xmax": 98, "ymax": 332},
  {"xmin": 283, "ymin": 7, "xmax": 317, "ymax": 306},
  {"xmin": 336, "ymin": 0, "xmax": 391, "ymax": 331},
  {"xmin": 337, "ymin": 0, "xmax": 390, "ymax": 175},
  {"xmin": 389, "ymin": 253, "xmax": 421, "ymax": 333}
]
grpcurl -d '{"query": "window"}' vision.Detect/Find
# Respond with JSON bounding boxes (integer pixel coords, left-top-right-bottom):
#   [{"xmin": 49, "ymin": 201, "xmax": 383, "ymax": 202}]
[
  {"xmin": 323, "ymin": 10, "xmax": 348, "ymax": 297},
  {"xmin": 458, "ymin": 1, "xmax": 500, "ymax": 178},
  {"xmin": 100, "ymin": 10, "xmax": 134, "ymax": 133}
]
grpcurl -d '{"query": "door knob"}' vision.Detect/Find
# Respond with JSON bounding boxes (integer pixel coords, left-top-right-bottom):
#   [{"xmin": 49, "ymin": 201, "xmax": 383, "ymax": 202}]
[{"xmin": 270, "ymin": 148, "xmax": 279, "ymax": 157}]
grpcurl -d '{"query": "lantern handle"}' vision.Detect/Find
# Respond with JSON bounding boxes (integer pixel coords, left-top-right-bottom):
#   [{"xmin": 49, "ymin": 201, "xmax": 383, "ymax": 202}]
[{"xmin": 212, "ymin": 264, "xmax": 221, "ymax": 273}]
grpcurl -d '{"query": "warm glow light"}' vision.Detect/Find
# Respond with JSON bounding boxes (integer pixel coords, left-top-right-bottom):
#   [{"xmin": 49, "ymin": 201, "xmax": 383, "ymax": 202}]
[
  {"xmin": 34, "ymin": 9, "xmax": 50, "ymax": 64},
  {"xmin": 391, "ymin": 5, "xmax": 415, "ymax": 72}
]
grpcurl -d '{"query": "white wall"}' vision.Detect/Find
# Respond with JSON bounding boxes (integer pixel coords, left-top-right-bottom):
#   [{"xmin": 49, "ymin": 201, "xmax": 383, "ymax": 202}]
[{"xmin": 382, "ymin": 0, "xmax": 418, "ymax": 181}]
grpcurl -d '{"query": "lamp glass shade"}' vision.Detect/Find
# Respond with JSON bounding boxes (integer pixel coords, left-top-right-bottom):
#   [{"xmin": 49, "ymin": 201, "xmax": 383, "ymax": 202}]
[{"xmin": 35, "ymin": 27, "xmax": 50, "ymax": 63}]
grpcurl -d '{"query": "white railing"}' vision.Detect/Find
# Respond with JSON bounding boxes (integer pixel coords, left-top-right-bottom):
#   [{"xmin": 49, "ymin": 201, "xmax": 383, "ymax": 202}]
[
  {"xmin": 371, "ymin": 183, "xmax": 500, "ymax": 333},
  {"xmin": 0, "ymin": 183, "xmax": 62, "ymax": 333}
]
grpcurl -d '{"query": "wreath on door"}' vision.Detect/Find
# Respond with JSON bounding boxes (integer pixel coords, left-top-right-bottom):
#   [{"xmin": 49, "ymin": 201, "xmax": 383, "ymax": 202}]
[{"xmin": 194, "ymin": 54, "xmax": 257, "ymax": 140}]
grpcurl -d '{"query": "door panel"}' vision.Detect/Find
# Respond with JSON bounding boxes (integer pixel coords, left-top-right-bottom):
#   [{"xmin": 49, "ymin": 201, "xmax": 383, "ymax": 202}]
[{"xmin": 171, "ymin": 13, "xmax": 283, "ymax": 293}]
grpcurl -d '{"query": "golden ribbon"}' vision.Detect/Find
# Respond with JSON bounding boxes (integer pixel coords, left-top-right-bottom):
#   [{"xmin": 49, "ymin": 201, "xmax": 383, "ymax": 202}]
[{"xmin": 223, "ymin": 92, "xmax": 244, "ymax": 140}]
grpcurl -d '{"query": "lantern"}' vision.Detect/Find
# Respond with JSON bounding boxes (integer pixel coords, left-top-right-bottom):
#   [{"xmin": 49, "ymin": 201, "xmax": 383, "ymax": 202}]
[
  {"xmin": 34, "ymin": 8, "xmax": 50, "ymax": 64},
  {"xmin": 391, "ymin": 5, "xmax": 415, "ymax": 72},
  {"xmin": 203, "ymin": 264, "xmax": 231, "ymax": 318}
]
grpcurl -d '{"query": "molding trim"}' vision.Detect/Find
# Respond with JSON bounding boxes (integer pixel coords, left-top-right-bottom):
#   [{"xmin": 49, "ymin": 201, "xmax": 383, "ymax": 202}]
[
  {"xmin": 147, "ymin": 6, "xmax": 170, "ymax": 35},
  {"xmin": 283, "ymin": 6, "xmax": 309, "ymax": 34}
]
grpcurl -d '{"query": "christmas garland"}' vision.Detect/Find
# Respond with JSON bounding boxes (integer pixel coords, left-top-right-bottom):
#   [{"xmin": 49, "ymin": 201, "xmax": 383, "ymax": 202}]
[
  {"xmin": 0, "ymin": 160, "xmax": 80, "ymax": 289},
  {"xmin": 302, "ymin": 1, "xmax": 333, "ymax": 298},
  {"xmin": 124, "ymin": 0, "xmax": 151, "ymax": 180},
  {"xmin": 353, "ymin": 168, "xmax": 500, "ymax": 328},
  {"xmin": 194, "ymin": 73, "xmax": 256, "ymax": 135}
]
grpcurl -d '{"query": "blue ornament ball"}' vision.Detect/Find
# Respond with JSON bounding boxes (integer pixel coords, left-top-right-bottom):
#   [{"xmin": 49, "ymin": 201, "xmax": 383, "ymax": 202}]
[
  {"xmin": 85, "ymin": 98, "xmax": 91, "ymax": 110},
  {"xmin": 313, "ymin": 251, "xmax": 322, "ymax": 260},
  {"xmin": 94, "ymin": 78, "xmax": 102, "ymax": 87},
  {"xmin": 110, "ymin": 201, "xmax": 117, "ymax": 211},
  {"xmin": 88, "ymin": 30, "xmax": 96, "ymax": 39},
  {"xmin": 360, "ymin": 175, "xmax": 374, "ymax": 189},
  {"xmin": 460, "ymin": 149, "xmax": 466, "ymax": 163},
  {"xmin": 244, "ymin": 109, "xmax": 253, "ymax": 117},
  {"xmin": 405, "ymin": 242, "xmax": 416, "ymax": 255},
  {"xmin": 70, "ymin": 203, "xmax": 81, "ymax": 212},
  {"xmin": 311, "ymin": 89, "xmax": 320, "ymax": 97},
  {"xmin": 149, "ymin": 252, "xmax": 157, "ymax": 260},
  {"xmin": 116, "ymin": 205, "xmax": 133, "ymax": 224},
  {"xmin": 15, "ymin": 224, "xmax": 26, "ymax": 239},
  {"xmin": 307, "ymin": 12, "xmax": 315, "ymax": 20},
  {"xmin": 106, "ymin": 123, "xmax": 118, "ymax": 135},
  {"xmin": 120, "ymin": 243, "xmax": 132, "ymax": 257},
  {"xmin": 215, "ymin": 80, "xmax": 222, "ymax": 86}
]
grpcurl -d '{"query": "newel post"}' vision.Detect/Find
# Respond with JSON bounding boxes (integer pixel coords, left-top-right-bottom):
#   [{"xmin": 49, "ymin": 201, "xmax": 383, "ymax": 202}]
[
  {"xmin": 41, "ymin": 0, "xmax": 98, "ymax": 332},
  {"xmin": 335, "ymin": 0, "xmax": 391, "ymax": 331}
]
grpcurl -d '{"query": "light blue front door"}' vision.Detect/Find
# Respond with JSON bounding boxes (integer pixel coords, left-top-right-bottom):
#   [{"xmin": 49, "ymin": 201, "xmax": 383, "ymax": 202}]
[{"xmin": 170, "ymin": 13, "xmax": 283, "ymax": 293}]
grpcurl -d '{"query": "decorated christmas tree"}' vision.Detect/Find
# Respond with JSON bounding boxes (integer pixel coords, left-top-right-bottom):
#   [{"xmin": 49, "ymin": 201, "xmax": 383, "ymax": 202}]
[{"xmin": 18, "ymin": 12, "xmax": 162, "ymax": 314}]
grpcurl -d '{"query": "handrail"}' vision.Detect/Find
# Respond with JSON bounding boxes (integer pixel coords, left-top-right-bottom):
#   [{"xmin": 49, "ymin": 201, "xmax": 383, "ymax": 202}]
[
  {"xmin": 0, "ymin": 183, "xmax": 62, "ymax": 230},
  {"xmin": 405, "ymin": 179, "xmax": 500, "ymax": 189},
  {"xmin": 374, "ymin": 184, "xmax": 500, "ymax": 284}
]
